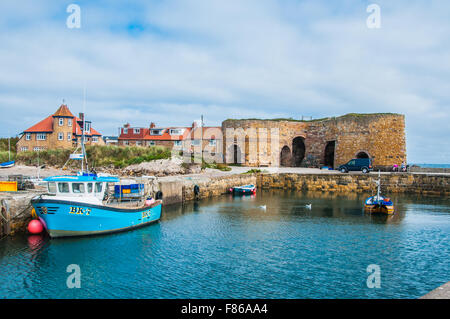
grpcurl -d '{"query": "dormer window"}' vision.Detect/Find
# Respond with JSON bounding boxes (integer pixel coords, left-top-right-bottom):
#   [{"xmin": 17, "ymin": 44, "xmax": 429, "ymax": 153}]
[
  {"xmin": 151, "ymin": 129, "xmax": 163, "ymax": 135},
  {"xmin": 170, "ymin": 129, "xmax": 184, "ymax": 135},
  {"xmin": 123, "ymin": 128, "xmax": 128, "ymax": 134},
  {"xmin": 134, "ymin": 128, "xmax": 140, "ymax": 134},
  {"xmin": 59, "ymin": 118, "xmax": 64, "ymax": 126}
]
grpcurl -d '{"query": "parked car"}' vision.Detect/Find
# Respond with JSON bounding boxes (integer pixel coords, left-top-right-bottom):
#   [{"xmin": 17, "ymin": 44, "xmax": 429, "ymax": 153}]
[{"xmin": 338, "ymin": 158, "xmax": 373, "ymax": 173}]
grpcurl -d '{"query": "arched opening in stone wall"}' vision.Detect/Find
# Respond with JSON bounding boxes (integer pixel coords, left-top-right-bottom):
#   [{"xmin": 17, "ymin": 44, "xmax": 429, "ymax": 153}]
[
  {"xmin": 292, "ymin": 137, "xmax": 305, "ymax": 167},
  {"xmin": 280, "ymin": 146, "xmax": 291, "ymax": 167},
  {"xmin": 228, "ymin": 144, "xmax": 242, "ymax": 165},
  {"xmin": 324, "ymin": 141, "xmax": 335, "ymax": 168},
  {"xmin": 356, "ymin": 151, "xmax": 370, "ymax": 159}
]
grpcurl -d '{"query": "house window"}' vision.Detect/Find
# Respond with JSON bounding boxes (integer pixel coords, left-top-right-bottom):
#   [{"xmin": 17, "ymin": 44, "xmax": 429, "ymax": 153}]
[
  {"xmin": 92, "ymin": 136, "xmax": 98, "ymax": 142},
  {"xmin": 21, "ymin": 146, "xmax": 28, "ymax": 151},
  {"xmin": 174, "ymin": 140, "xmax": 182, "ymax": 146},
  {"xmin": 136, "ymin": 140, "xmax": 142, "ymax": 146},
  {"xmin": 123, "ymin": 128, "xmax": 128, "ymax": 134},
  {"xmin": 36, "ymin": 133, "xmax": 46, "ymax": 141},
  {"xmin": 170, "ymin": 129, "xmax": 183, "ymax": 135},
  {"xmin": 58, "ymin": 132, "xmax": 64, "ymax": 141},
  {"xmin": 134, "ymin": 128, "xmax": 140, "ymax": 134},
  {"xmin": 67, "ymin": 132, "xmax": 72, "ymax": 141},
  {"xmin": 148, "ymin": 141, "xmax": 156, "ymax": 146},
  {"xmin": 124, "ymin": 140, "xmax": 129, "ymax": 145},
  {"xmin": 33, "ymin": 147, "xmax": 44, "ymax": 151},
  {"xmin": 209, "ymin": 139, "xmax": 216, "ymax": 146},
  {"xmin": 68, "ymin": 118, "xmax": 72, "ymax": 127},
  {"xmin": 192, "ymin": 140, "xmax": 201, "ymax": 146},
  {"xmin": 150, "ymin": 129, "xmax": 163, "ymax": 135},
  {"xmin": 25, "ymin": 133, "xmax": 31, "ymax": 141},
  {"xmin": 59, "ymin": 118, "xmax": 64, "ymax": 126},
  {"xmin": 84, "ymin": 122, "xmax": 91, "ymax": 133}
]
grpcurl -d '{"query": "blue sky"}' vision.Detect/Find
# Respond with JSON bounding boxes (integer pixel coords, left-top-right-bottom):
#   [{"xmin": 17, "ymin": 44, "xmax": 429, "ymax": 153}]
[{"xmin": 0, "ymin": 0, "xmax": 449, "ymax": 163}]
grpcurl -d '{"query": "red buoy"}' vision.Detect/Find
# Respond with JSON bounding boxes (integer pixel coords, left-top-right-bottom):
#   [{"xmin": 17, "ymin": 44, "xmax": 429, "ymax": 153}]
[{"xmin": 27, "ymin": 219, "xmax": 44, "ymax": 234}]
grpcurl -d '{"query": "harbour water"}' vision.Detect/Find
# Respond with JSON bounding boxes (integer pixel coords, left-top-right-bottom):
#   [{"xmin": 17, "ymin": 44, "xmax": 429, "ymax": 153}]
[{"xmin": 0, "ymin": 190, "xmax": 449, "ymax": 299}]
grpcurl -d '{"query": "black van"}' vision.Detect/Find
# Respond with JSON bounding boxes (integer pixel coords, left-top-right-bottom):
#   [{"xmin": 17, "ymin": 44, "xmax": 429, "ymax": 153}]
[{"xmin": 338, "ymin": 158, "xmax": 373, "ymax": 173}]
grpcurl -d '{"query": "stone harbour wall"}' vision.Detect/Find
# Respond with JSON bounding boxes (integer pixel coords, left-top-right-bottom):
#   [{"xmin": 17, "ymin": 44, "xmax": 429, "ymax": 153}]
[{"xmin": 257, "ymin": 173, "xmax": 450, "ymax": 196}]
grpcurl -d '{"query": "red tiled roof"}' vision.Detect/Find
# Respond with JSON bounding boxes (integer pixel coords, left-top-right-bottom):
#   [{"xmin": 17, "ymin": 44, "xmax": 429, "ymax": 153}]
[
  {"xmin": 53, "ymin": 104, "xmax": 74, "ymax": 117},
  {"xmin": 23, "ymin": 115, "xmax": 54, "ymax": 133},
  {"xmin": 23, "ymin": 105, "xmax": 101, "ymax": 136}
]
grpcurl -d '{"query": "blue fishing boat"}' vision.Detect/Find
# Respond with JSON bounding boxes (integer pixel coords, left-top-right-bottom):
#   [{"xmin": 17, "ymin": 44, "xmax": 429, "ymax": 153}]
[
  {"xmin": 230, "ymin": 184, "xmax": 256, "ymax": 195},
  {"xmin": 31, "ymin": 174, "xmax": 162, "ymax": 238},
  {"xmin": 30, "ymin": 110, "xmax": 162, "ymax": 238}
]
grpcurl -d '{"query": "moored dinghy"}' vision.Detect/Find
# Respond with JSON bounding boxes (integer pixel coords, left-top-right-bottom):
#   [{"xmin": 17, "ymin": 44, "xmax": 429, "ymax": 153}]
[
  {"xmin": 230, "ymin": 184, "xmax": 256, "ymax": 195},
  {"xmin": 0, "ymin": 160, "xmax": 15, "ymax": 168},
  {"xmin": 364, "ymin": 171, "xmax": 394, "ymax": 214}
]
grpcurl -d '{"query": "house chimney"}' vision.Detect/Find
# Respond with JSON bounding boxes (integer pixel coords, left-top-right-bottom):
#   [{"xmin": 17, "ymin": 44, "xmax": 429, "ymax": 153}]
[
  {"xmin": 192, "ymin": 121, "xmax": 197, "ymax": 128},
  {"xmin": 79, "ymin": 113, "xmax": 84, "ymax": 121},
  {"xmin": 150, "ymin": 122, "xmax": 156, "ymax": 128},
  {"xmin": 124, "ymin": 123, "xmax": 130, "ymax": 128}
]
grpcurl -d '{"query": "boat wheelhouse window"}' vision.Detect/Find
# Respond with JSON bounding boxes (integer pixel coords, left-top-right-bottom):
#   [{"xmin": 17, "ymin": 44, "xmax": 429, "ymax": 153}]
[
  {"xmin": 48, "ymin": 182, "xmax": 57, "ymax": 194},
  {"xmin": 72, "ymin": 183, "xmax": 85, "ymax": 193},
  {"xmin": 87, "ymin": 183, "xmax": 93, "ymax": 193},
  {"xmin": 95, "ymin": 182, "xmax": 103, "ymax": 193},
  {"xmin": 58, "ymin": 182, "xmax": 70, "ymax": 193}
]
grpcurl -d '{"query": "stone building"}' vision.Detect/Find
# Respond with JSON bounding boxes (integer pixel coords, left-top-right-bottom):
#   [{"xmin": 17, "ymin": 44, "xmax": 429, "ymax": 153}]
[
  {"xmin": 222, "ymin": 113, "xmax": 406, "ymax": 169},
  {"xmin": 16, "ymin": 104, "xmax": 104, "ymax": 153}
]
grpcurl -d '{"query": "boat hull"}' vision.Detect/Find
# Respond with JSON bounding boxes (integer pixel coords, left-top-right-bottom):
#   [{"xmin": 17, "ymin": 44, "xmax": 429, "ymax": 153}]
[
  {"xmin": 232, "ymin": 185, "xmax": 256, "ymax": 195},
  {"xmin": 31, "ymin": 198, "xmax": 162, "ymax": 238},
  {"xmin": 0, "ymin": 161, "xmax": 15, "ymax": 168}
]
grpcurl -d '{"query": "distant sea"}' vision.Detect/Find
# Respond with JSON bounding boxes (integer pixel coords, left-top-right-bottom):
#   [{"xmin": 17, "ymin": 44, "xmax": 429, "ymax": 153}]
[{"xmin": 411, "ymin": 163, "xmax": 450, "ymax": 168}]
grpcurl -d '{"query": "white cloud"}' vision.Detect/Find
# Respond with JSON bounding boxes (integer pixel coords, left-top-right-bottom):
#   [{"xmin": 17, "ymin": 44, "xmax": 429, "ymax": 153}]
[{"xmin": 0, "ymin": 0, "xmax": 449, "ymax": 163}]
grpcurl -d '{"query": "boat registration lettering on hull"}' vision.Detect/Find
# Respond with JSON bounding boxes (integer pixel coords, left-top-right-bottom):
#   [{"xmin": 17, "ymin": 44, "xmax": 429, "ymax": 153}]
[
  {"xmin": 142, "ymin": 210, "xmax": 152, "ymax": 219},
  {"xmin": 69, "ymin": 206, "xmax": 91, "ymax": 216}
]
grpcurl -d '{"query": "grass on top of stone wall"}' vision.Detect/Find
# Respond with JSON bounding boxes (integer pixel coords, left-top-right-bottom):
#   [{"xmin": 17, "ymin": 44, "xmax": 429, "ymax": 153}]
[
  {"xmin": 224, "ymin": 113, "xmax": 402, "ymax": 123},
  {"xmin": 15, "ymin": 145, "xmax": 172, "ymax": 169}
]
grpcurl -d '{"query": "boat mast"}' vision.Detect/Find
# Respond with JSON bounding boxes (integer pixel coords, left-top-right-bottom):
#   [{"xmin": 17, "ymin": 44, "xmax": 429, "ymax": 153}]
[
  {"xmin": 377, "ymin": 170, "xmax": 381, "ymax": 200},
  {"xmin": 8, "ymin": 133, "xmax": 10, "ymax": 161},
  {"xmin": 81, "ymin": 86, "xmax": 86, "ymax": 173}
]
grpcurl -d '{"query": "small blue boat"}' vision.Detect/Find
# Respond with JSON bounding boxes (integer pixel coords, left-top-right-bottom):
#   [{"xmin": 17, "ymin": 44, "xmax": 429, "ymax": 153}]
[
  {"xmin": 364, "ymin": 171, "xmax": 394, "ymax": 214},
  {"xmin": 230, "ymin": 184, "xmax": 256, "ymax": 195},
  {"xmin": 0, "ymin": 160, "xmax": 15, "ymax": 168},
  {"xmin": 31, "ymin": 174, "xmax": 162, "ymax": 238}
]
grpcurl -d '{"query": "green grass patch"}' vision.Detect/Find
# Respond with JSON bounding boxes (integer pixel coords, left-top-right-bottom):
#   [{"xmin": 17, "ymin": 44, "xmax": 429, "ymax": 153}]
[
  {"xmin": 15, "ymin": 145, "xmax": 172, "ymax": 169},
  {"xmin": 242, "ymin": 169, "xmax": 262, "ymax": 174}
]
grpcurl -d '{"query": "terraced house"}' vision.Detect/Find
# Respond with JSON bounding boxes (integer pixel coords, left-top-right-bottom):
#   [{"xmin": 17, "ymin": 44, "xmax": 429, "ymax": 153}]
[
  {"xmin": 16, "ymin": 104, "xmax": 104, "ymax": 153},
  {"xmin": 118, "ymin": 121, "xmax": 222, "ymax": 158}
]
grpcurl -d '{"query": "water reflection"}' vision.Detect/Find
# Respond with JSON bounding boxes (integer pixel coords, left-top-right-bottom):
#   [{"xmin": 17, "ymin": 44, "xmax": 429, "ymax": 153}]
[{"xmin": 0, "ymin": 190, "xmax": 448, "ymax": 299}]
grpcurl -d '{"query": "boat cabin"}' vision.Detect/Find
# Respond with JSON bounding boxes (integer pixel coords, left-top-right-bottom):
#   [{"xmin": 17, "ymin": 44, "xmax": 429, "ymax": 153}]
[{"xmin": 44, "ymin": 175, "xmax": 119, "ymax": 200}]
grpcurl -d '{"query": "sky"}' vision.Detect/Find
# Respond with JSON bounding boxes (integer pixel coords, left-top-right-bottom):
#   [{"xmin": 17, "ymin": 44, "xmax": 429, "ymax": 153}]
[{"xmin": 0, "ymin": 0, "xmax": 449, "ymax": 163}]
